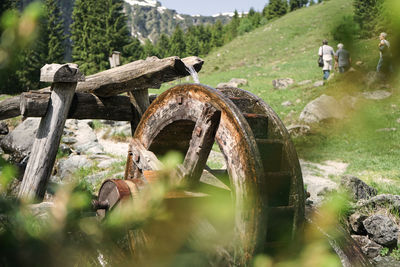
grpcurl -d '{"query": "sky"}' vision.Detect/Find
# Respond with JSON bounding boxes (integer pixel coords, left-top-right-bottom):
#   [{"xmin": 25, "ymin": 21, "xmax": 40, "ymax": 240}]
[{"xmin": 159, "ymin": 0, "xmax": 268, "ymax": 16}]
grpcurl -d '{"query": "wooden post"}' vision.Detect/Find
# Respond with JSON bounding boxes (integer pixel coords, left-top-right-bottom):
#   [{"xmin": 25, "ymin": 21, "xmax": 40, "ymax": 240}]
[{"xmin": 18, "ymin": 64, "xmax": 85, "ymax": 201}]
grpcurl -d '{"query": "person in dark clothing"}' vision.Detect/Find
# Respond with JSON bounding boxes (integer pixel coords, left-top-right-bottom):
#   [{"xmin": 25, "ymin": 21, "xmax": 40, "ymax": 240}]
[{"xmin": 334, "ymin": 43, "xmax": 351, "ymax": 73}]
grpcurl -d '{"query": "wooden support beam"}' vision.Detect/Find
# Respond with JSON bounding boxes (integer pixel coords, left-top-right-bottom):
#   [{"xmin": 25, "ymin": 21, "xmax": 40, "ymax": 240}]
[
  {"xmin": 18, "ymin": 64, "xmax": 85, "ymax": 201},
  {"xmin": 0, "ymin": 96, "xmax": 20, "ymax": 120},
  {"xmin": 179, "ymin": 103, "xmax": 221, "ymax": 187},
  {"xmin": 20, "ymin": 91, "xmax": 135, "ymax": 121}
]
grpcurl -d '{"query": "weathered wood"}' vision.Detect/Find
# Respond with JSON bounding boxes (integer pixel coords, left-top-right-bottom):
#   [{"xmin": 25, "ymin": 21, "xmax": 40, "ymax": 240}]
[
  {"xmin": 18, "ymin": 64, "xmax": 84, "ymax": 201},
  {"xmin": 128, "ymin": 89, "xmax": 150, "ymax": 116},
  {"xmin": 77, "ymin": 56, "xmax": 203, "ymax": 97},
  {"xmin": 179, "ymin": 103, "xmax": 221, "ymax": 187},
  {"xmin": 20, "ymin": 91, "xmax": 135, "ymax": 121},
  {"xmin": 0, "ymin": 96, "xmax": 20, "ymax": 120},
  {"xmin": 40, "ymin": 63, "xmax": 85, "ymax": 83}
]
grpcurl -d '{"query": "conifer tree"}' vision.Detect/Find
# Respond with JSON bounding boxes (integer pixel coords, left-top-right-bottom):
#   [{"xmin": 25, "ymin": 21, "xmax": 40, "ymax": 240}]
[
  {"xmin": 210, "ymin": 20, "xmax": 224, "ymax": 48},
  {"xmin": 142, "ymin": 39, "xmax": 156, "ymax": 58},
  {"xmin": 169, "ymin": 25, "xmax": 186, "ymax": 58},
  {"xmin": 123, "ymin": 36, "xmax": 143, "ymax": 62},
  {"xmin": 156, "ymin": 33, "xmax": 171, "ymax": 58},
  {"xmin": 185, "ymin": 27, "xmax": 200, "ymax": 56},
  {"xmin": 224, "ymin": 10, "xmax": 240, "ymax": 42},
  {"xmin": 45, "ymin": 0, "xmax": 65, "ymax": 63},
  {"xmin": 263, "ymin": 0, "xmax": 288, "ymax": 20},
  {"xmin": 289, "ymin": 0, "xmax": 308, "ymax": 11}
]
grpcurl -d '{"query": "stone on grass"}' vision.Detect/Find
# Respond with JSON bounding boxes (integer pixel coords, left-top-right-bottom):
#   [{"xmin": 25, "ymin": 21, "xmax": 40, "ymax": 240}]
[
  {"xmin": 349, "ymin": 213, "xmax": 368, "ymax": 234},
  {"xmin": 57, "ymin": 155, "xmax": 92, "ymax": 179},
  {"xmin": 340, "ymin": 175, "xmax": 377, "ymax": 201},
  {"xmin": 287, "ymin": 125, "xmax": 310, "ymax": 136},
  {"xmin": 363, "ymin": 214, "xmax": 399, "ymax": 247},
  {"xmin": 376, "ymin": 128, "xmax": 396, "ymax": 132},
  {"xmin": 339, "ymin": 96, "xmax": 358, "ymax": 110},
  {"xmin": 299, "ymin": 94, "xmax": 346, "ymax": 123},
  {"xmin": 356, "ymin": 61, "xmax": 363, "ymax": 66},
  {"xmin": 313, "ymin": 81, "xmax": 324, "ymax": 87},
  {"xmin": 297, "ymin": 80, "xmax": 312, "ymax": 86},
  {"xmin": 272, "ymin": 78, "xmax": 294, "ymax": 89},
  {"xmin": 397, "ymin": 118, "xmax": 400, "ymax": 124},
  {"xmin": 29, "ymin": 202, "xmax": 54, "ymax": 220},
  {"xmin": 281, "ymin": 101, "xmax": 293, "ymax": 107},
  {"xmin": 217, "ymin": 78, "xmax": 248, "ymax": 88},
  {"xmin": 351, "ymin": 235, "xmax": 382, "ymax": 258},
  {"xmin": 362, "ymin": 90, "xmax": 392, "ymax": 100},
  {"xmin": 0, "ymin": 118, "xmax": 40, "ymax": 162},
  {"xmin": 357, "ymin": 194, "xmax": 400, "ymax": 211},
  {"xmin": 97, "ymin": 158, "xmax": 118, "ymax": 169}
]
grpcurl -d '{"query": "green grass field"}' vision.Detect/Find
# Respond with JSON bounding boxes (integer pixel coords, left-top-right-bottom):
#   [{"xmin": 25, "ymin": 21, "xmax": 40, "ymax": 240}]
[{"xmin": 156, "ymin": 0, "xmax": 400, "ymax": 193}]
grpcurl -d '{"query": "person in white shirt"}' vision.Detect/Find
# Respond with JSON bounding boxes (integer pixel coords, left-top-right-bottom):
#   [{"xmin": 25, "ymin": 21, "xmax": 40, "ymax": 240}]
[
  {"xmin": 377, "ymin": 32, "xmax": 392, "ymax": 75},
  {"xmin": 318, "ymin": 40, "xmax": 335, "ymax": 80}
]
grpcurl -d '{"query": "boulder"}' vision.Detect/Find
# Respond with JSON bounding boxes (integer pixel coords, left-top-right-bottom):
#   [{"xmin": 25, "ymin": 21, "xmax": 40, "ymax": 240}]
[
  {"xmin": 357, "ymin": 194, "xmax": 400, "ymax": 211},
  {"xmin": 57, "ymin": 154, "xmax": 93, "ymax": 179},
  {"xmin": 340, "ymin": 175, "xmax": 377, "ymax": 201},
  {"xmin": 272, "ymin": 78, "xmax": 294, "ymax": 89},
  {"xmin": 363, "ymin": 90, "xmax": 392, "ymax": 100},
  {"xmin": 373, "ymin": 255, "xmax": 400, "ymax": 267},
  {"xmin": 216, "ymin": 78, "xmax": 248, "ymax": 88},
  {"xmin": 297, "ymin": 80, "xmax": 312, "ymax": 86},
  {"xmin": 97, "ymin": 158, "xmax": 118, "ymax": 169},
  {"xmin": 339, "ymin": 96, "xmax": 358, "ymax": 110},
  {"xmin": 29, "ymin": 202, "xmax": 54, "ymax": 220},
  {"xmin": 299, "ymin": 94, "xmax": 346, "ymax": 123},
  {"xmin": 65, "ymin": 119, "xmax": 104, "ymax": 155},
  {"xmin": 351, "ymin": 235, "xmax": 382, "ymax": 258},
  {"xmin": 363, "ymin": 214, "xmax": 399, "ymax": 247},
  {"xmin": 0, "ymin": 118, "xmax": 40, "ymax": 162},
  {"xmin": 313, "ymin": 81, "xmax": 324, "ymax": 87},
  {"xmin": 349, "ymin": 213, "xmax": 368, "ymax": 234}
]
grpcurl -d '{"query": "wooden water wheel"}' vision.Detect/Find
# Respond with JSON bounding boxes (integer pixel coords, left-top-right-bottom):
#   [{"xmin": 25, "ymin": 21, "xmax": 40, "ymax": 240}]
[{"xmin": 96, "ymin": 84, "xmax": 305, "ymax": 264}]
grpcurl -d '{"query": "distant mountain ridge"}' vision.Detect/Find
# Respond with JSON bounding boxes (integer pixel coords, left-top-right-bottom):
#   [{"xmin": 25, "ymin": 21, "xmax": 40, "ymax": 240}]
[{"xmin": 123, "ymin": 0, "xmax": 232, "ymax": 43}]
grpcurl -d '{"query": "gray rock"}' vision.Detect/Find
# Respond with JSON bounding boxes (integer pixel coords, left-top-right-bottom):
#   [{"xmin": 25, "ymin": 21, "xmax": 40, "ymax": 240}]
[
  {"xmin": 62, "ymin": 136, "xmax": 77, "ymax": 144},
  {"xmin": 363, "ymin": 215, "xmax": 399, "ymax": 247},
  {"xmin": 97, "ymin": 158, "xmax": 118, "ymax": 169},
  {"xmin": 298, "ymin": 80, "xmax": 312, "ymax": 86},
  {"xmin": 217, "ymin": 78, "xmax": 248, "ymax": 88},
  {"xmin": 57, "ymin": 155, "xmax": 92, "ymax": 179},
  {"xmin": 341, "ymin": 175, "xmax": 377, "ymax": 201},
  {"xmin": 351, "ymin": 235, "xmax": 382, "ymax": 258},
  {"xmin": 299, "ymin": 94, "xmax": 346, "ymax": 123},
  {"xmin": 376, "ymin": 128, "xmax": 396, "ymax": 132},
  {"xmin": 0, "ymin": 118, "xmax": 40, "ymax": 162},
  {"xmin": 349, "ymin": 213, "xmax": 368, "ymax": 234},
  {"xmin": 363, "ymin": 90, "xmax": 392, "ymax": 100},
  {"xmin": 287, "ymin": 124, "xmax": 310, "ymax": 136},
  {"xmin": 86, "ymin": 171, "xmax": 107, "ymax": 188},
  {"xmin": 0, "ymin": 122, "xmax": 8, "ymax": 135},
  {"xmin": 65, "ymin": 119, "xmax": 104, "ymax": 155},
  {"xmin": 29, "ymin": 202, "xmax": 54, "ymax": 220},
  {"xmin": 313, "ymin": 81, "xmax": 324, "ymax": 87},
  {"xmin": 397, "ymin": 118, "xmax": 400, "ymax": 124},
  {"xmin": 357, "ymin": 194, "xmax": 400, "ymax": 211},
  {"xmin": 373, "ymin": 255, "xmax": 400, "ymax": 267},
  {"xmin": 272, "ymin": 78, "xmax": 294, "ymax": 89},
  {"xmin": 281, "ymin": 101, "xmax": 293, "ymax": 107},
  {"xmin": 59, "ymin": 144, "xmax": 72, "ymax": 155},
  {"xmin": 339, "ymin": 96, "xmax": 358, "ymax": 110}
]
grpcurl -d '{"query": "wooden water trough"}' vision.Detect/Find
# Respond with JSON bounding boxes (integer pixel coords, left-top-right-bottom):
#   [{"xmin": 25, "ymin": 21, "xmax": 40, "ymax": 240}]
[{"xmin": 0, "ymin": 55, "xmax": 308, "ymax": 265}]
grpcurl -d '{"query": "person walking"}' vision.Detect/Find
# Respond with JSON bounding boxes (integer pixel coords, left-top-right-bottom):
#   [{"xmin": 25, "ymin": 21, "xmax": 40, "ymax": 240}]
[
  {"xmin": 376, "ymin": 32, "xmax": 392, "ymax": 75},
  {"xmin": 335, "ymin": 43, "xmax": 351, "ymax": 73},
  {"xmin": 318, "ymin": 40, "xmax": 335, "ymax": 80}
]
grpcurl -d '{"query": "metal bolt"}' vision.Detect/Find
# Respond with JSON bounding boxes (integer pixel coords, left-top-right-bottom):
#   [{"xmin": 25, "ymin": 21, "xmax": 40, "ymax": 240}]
[
  {"xmin": 195, "ymin": 126, "xmax": 202, "ymax": 137},
  {"xmin": 177, "ymin": 96, "xmax": 183, "ymax": 105}
]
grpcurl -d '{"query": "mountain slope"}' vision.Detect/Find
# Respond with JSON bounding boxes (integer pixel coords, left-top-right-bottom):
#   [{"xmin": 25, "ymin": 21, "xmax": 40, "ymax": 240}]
[{"xmin": 182, "ymin": 0, "xmax": 400, "ymax": 192}]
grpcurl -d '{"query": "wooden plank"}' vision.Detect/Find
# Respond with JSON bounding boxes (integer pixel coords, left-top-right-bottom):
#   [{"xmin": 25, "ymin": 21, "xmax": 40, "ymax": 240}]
[
  {"xmin": 18, "ymin": 64, "xmax": 85, "ymax": 201},
  {"xmin": 179, "ymin": 103, "xmax": 221, "ymax": 188},
  {"xmin": 0, "ymin": 96, "xmax": 20, "ymax": 120},
  {"xmin": 76, "ymin": 56, "xmax": 204, "ymax": 97},
  {"xmin": 20, "ymin": 91, "xmax": 135, "ymax": 121}
]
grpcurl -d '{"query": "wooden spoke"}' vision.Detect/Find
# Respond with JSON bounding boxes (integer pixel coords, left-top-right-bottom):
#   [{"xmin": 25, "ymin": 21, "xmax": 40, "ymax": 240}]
[{"xmin": 179, "ymin": 103, "xmax": 221, "ymax": 188}]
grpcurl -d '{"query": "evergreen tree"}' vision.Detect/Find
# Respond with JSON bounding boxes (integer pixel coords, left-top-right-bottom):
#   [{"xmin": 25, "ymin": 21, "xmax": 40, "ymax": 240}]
[
  {"xmin": 289, "ymin": 0, "xmax": 308, "ymax": 11},
  {"xmin": 185, "ymin": 27, "xmax": 200, "ymax": 56},
  {"xmin": 169, "ymin": 25, "xmax": 186, "ymax": 58},
  {"xmin": 45, "ymin": 0, "xmax": 65, "ymax": 63},
  {"xmin": 353, "ymin": 0, "xmax": 382, "ymax": 37},
  {"xmin": 224, "ymin": 10, "xmax": 240, "ymax": 42},
  {"xmin": 156, "ymin": 33, "xmax": 171, "ymax": 58},
  {"xmin": 123, "ymin": 36, "xmax": 143, "ymax": 62},
  {"xmin": 71, "ymin": 0, "xmax": 129, "ymax": 74},
  {"xmin": 142, "ymin": 39, "xmax": 156, "ymax": 58},
  {"xmin": 309, "ymin": 0, "xmax": 315, "ymax": 6},
  {"xmin": 263, "ymin": 0, "xmax": 288, "ymax": 20},
  {"xmin": 210, "ymin": 20, "xmax": 224, "ymax": 48}
]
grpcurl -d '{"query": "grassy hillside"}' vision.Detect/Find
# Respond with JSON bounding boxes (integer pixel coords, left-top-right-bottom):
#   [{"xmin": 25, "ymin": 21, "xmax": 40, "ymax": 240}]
[{"xmin": 170, "ymin": 0, "xmax": 400, "ymax": 193}]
